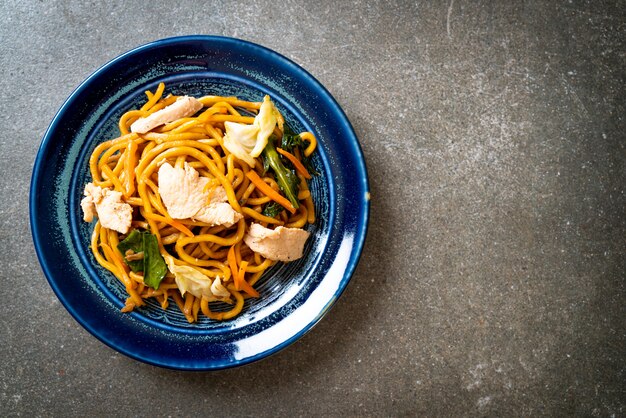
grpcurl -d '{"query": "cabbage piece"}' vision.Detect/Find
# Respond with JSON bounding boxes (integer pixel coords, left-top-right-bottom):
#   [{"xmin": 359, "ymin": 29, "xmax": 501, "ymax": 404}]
[
  {"xmin": 222, "ymin": 95, "xmax": 277, "ymax": 167},
  {"xmin": 210, "ymin": 277, "xmax": 230, "ymax": 299},
  {"xmin": 164, "ymin": 256, "xmax": 230, "ymax": 301},
  {"xmin": 222, "ymin": 123, "xmax": 259, "ymax": 166}
]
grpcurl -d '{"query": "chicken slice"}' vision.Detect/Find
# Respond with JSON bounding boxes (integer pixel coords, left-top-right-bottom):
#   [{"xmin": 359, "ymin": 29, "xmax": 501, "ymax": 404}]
[
  {"xmin": 80, "ymin": 193, "xmax": 97, "ymax": 223},
  {"xmin": 158, "ymin": 162, "xmax": 243, "ymax": 227},
  {"xmin": 243, "ymin": 223, "xmax": 310, "ymax": 262},
  {"xmin": 130, "ymin": 96, "xmax": 203, "ymax": 134},
  {"xmin": 158, "ymin": 162, "xmax": 209, "ymax": 219},
  {"xmin": 193, "ymin": 202, "xmax": 243, "ymax": 227},
  {"xmin": 81, "ymin": 183, "xmax": 133, "ymax": 234}
]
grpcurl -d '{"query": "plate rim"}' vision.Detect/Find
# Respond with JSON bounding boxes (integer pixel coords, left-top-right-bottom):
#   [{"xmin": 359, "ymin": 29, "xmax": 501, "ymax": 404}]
[{"xmin": 29, "ymin": 35, "xmax": 370, "ymax": 370}]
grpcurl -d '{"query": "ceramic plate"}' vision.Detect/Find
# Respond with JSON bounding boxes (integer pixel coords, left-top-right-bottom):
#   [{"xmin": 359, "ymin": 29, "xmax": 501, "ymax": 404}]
[{"xmin": 30, "ymin": 35, "xmax": 369, "ymax": 370}]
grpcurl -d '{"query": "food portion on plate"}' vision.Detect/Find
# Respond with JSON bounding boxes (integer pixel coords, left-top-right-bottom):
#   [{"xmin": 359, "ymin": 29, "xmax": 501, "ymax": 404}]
[{"xmin": 81, "ymin": 83, "xmax": 319, "ymax": 323}]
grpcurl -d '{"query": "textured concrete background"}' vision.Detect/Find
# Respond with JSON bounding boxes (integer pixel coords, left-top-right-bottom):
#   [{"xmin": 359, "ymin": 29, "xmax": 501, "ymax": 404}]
[{"xmin": 1, "ymin": 0, "xmax": 624, "ymax": 416}]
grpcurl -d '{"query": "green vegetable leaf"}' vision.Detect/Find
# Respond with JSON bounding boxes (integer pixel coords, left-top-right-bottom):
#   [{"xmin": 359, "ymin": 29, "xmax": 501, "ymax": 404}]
[
  {"xmin": 262, "ymin": 136, "xmax": 300, "ymax": 208},
  {"xmin": 116, "ymin": 230, "xmax": 144, "ymax": 272},
  {"xmin": 280, "ymin": 125, "xmax": 319, "ymax": 176},
  {"xmin": 141, "ymin": 232, "xmax": 168, "ymax": 289},
  {"xmin": 281, "ymin": 125, "xmax": 304, "ymax": 150},
  {"xmin": 280, "ymin": 168, "xmax": 300, "ymax": 200},
  {"xmin": 300, "ymin": 154, "xmax": 319, "ymax": 177},
  {"xmin": 261, "ymin": 153, "xmax": 270, "ymax": 176},
  {"xmin": 262, "ymin": 201, "xmax": 283, "ymax": 218},
  {"xmin": 117, "ymin": 230, "xmax": 167, "ymax": 289}
]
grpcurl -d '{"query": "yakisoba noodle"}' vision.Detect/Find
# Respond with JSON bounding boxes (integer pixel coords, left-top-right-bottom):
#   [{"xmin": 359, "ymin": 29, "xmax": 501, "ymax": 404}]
[{"xmin": 84, "ymin": 83, "xmax": 318, "ymax": 323}]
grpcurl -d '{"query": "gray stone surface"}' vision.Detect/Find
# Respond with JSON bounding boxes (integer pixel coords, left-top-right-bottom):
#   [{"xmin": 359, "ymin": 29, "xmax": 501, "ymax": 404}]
[{"xmin": 1, "ymin": 0, "xmax": 624, "ymax": 416}]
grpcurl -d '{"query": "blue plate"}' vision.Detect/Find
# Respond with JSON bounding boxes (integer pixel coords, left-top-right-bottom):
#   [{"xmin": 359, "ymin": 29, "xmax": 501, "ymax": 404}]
[{"xmin": 30, "ymin": 36, "xmax": 369, "ymax": 370}]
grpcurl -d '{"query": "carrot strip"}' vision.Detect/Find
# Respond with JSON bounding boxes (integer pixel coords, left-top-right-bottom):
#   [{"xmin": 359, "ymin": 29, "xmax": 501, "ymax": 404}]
[
  {"xmin": 124, "ymin": 140, "xmax": 138, "ymax": 196},
  {"xmin": 143, "ymin": 211, "xmax": 194, "ymax": 237},
  {"xmin": 239, "ymin": 278, "xmax": 259, "ymax": 298},
  {"xmin": 227, "ymin": 245, "xmax": 239, "ymax": 286},
  {"xmin": 168, "ymin": 219, "xmax": 194, "ymax": 237},
  {"xmin": 235, "ymin": 260, "xmax": 247, "ymax": 291},
  {"xmin": 237, "ymin": 261, "xmax": 259, "ymax": 298},
  {"xmin": 277, "ymin": 148, "xmax": 311, "ymax": 179},
  {"xmin": 245, "ymin": 170, "xmax": 296, "ymax": 214}
]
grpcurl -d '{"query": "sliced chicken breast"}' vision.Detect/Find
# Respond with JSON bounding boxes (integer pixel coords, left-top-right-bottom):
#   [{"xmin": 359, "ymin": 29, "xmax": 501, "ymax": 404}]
[
  {"xmin": 244, "ymin": 223, "xmax": 310, "ymax": 262},
  {"xmin": 130, "ymin": 96, "xmax": 203, "ymax": 134},
  {"xmin": 158, "ymin": 162, "xmax": 243, "ymax": 227},
  {"xmin": 81, "ymin": 183, "xmax": 133, "ymax": 234}
]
